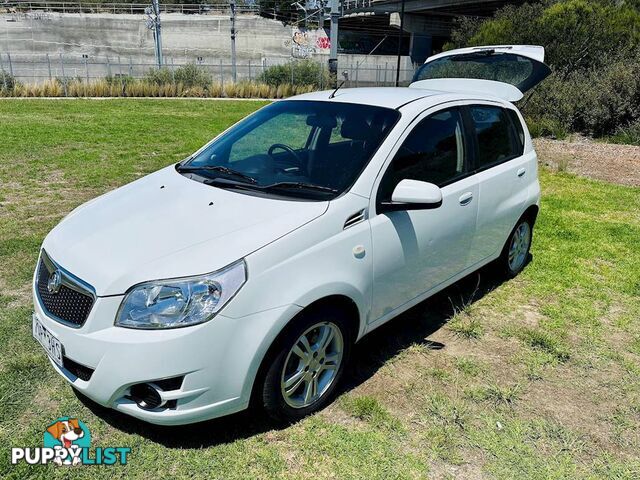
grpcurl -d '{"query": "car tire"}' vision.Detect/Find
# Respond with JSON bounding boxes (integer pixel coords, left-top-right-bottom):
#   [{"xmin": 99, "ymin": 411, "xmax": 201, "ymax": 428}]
[
  {"xmin": 261, "ymin": 306, "xmax": 352, "ymax": 423},
  {"xmin": 498, "ymin": 217, "xmax": 533, "ymax": 278}
]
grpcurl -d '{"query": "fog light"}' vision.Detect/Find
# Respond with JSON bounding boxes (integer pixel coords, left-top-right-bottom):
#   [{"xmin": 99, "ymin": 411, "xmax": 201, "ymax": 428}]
[{"xmin": 129, "ymin": 383, "xmax": 163, "ymax": 410}]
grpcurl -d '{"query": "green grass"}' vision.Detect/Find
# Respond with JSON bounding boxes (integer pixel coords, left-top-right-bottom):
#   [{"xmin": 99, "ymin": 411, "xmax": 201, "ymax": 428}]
[
  {"xmin": 1, "ymin": 99, "xmax": 639, "ymax": 479},
  {"xmin": 447, "ymin": 311, "xmax": 485, "ymax": 340}
]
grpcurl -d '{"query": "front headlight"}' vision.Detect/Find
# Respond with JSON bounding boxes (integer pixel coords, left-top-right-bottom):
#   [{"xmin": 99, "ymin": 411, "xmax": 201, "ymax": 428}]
[{"xmin": 115, "ymin": 260, "xmax": 246, "ymax": 329}]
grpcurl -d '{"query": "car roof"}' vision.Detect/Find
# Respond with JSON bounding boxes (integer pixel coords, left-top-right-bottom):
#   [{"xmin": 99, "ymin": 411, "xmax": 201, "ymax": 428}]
[{"xmin": 287, "ymin": 87, "xmax": 507, "ymax": 110}]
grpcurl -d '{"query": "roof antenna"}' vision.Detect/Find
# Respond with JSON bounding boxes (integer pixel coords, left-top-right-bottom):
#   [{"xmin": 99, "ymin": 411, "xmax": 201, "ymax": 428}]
[{"xmin": 329, "ymin": 71, "xmax": 349, "ymax": 99}]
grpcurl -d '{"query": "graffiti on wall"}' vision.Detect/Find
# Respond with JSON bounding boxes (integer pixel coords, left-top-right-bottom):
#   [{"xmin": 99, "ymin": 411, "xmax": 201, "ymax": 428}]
[{"xmin": 283, "ymin": 28, "xmax": 330, "ymax": 59}]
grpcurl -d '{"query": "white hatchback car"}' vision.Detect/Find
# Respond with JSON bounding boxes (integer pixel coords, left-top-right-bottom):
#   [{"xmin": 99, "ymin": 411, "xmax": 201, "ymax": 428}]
[{"xmin": 33, "ymin": 45, "xmax": 550, "ymax": 425}]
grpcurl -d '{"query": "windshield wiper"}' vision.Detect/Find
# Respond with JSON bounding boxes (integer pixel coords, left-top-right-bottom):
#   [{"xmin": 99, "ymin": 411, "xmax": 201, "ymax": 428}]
[
  {"xmin": 176, "ymin": 164, "xmax": 257, "ymax": 184},
  {"xmin": 262, "ymin": 182, "xmax": 338, "ymax": 194}
]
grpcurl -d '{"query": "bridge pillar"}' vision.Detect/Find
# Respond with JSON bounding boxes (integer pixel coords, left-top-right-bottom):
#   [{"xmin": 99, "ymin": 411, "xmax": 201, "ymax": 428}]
[
  {"xmin": 409, "ymin": 33, "xmax": 431, "ymax": 64},
  {"xmin": 390, "ymin": 12, "xmax": 434, "ymax": 64}
]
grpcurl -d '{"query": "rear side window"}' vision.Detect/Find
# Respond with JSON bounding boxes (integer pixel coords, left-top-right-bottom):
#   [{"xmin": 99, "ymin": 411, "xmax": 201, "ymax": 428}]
[
  {"xmin": 469, "ymin": 106, "xmax": 519, "ymax": 168},
  {"xmin": 506, "ymin": 108, "xmax": 525, "ymax": 153},
  {"xmin": 378, "ymin": 108, "xmax": 466, "ymax": 202}
]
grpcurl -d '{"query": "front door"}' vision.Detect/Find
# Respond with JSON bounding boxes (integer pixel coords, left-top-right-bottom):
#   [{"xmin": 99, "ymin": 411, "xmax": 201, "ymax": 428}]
[{"xmin": 369, "ymin": 107, "xmax": 479, "ymax": 321}]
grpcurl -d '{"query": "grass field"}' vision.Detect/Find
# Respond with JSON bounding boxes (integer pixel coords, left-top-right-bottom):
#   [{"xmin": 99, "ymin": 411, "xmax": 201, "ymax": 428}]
[{"xmin": 0, "ymin": 99, "xmax": 639, "ymax": 479}]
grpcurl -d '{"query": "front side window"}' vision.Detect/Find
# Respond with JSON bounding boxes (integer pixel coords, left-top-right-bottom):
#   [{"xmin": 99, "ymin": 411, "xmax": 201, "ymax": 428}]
[
  {"xmin": 469, "ymin": 106, "xmax": 519, "ymax": 168},
  {"xmin": 378, "ymin": 108, "xmax": 466, "ymax": 203},
  {"xmin": 179, "ymin": 100, "xmax": 400, "ymax": 200}
]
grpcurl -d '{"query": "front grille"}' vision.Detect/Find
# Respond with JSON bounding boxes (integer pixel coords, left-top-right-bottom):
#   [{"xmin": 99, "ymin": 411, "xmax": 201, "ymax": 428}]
[
  {"xmin": 36, "ymin": 252, "xmax": 95, "ymax": 327},
  {"xmin": 63, "ymin": 356, "xmax": 94, "ymax": 381}
]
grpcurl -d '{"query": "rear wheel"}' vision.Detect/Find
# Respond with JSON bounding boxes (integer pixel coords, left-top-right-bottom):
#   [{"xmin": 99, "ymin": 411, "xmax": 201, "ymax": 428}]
[
  {"xmin": 261, "ymin": 307, "xmax": 352, "ymax": 422},
  {"xmin": 499, "ymin": 218, "xmax": 532, "ymax": 278}
]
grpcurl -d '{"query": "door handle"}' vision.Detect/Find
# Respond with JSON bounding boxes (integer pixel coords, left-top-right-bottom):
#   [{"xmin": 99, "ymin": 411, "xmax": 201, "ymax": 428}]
[
  {"xmin": 459, "ymin": 192, "xmax": 473, "ymax": 206},
  {"xmin": 517, "ymin": 168, "xmax": 526, "ymax": 177}
]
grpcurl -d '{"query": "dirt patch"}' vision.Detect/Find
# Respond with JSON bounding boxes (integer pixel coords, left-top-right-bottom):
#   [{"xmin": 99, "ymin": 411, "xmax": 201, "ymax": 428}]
[{"xmin": 534, "ymin": 136, "xmax": 640, "ymax": 187}]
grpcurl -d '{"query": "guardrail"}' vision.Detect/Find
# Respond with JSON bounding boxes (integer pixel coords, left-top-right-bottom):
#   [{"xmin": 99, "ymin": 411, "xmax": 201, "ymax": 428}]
[{"xmin": 1, "ymin": 1, "xmax": 259, "ymax": 15}]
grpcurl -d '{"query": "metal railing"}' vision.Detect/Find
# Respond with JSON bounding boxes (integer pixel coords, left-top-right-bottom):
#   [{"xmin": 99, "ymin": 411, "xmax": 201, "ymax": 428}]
[
  {"xmin": 1, "ymin": 1, "xmax": 259, "ymax": 15},
  {"xmin": 342, "ymin": 0, "xmax": 377, "ymax": 11}
]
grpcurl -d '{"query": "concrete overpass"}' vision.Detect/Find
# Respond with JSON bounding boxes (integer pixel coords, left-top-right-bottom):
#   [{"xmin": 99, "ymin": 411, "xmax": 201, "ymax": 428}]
[
  {"xmin": 339, "ymin": 0, "xmax": 524, "ymax": 63},
  {"xmin": 342, "ymin": 0, "xmax": 521, "ymax": 16}
]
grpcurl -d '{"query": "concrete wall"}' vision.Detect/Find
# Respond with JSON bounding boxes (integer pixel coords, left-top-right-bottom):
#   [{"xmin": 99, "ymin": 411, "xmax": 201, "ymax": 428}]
[
  {"xmin": 0, "ymin": 11, "xmax": 415, "ymax": 85},
  {"xmin": 0, "ymin": 12, "xmax": 293, "ymax": 62}
]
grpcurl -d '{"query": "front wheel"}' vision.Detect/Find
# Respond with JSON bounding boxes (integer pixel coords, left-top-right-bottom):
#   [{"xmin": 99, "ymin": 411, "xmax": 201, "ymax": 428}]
[
  {"xmin": 499, "ymin": 218, "xmax": 533, "ymax": 278},
  {"xmin": 261, "ymin": 307, "xmax": 352, "ymax": 422}
]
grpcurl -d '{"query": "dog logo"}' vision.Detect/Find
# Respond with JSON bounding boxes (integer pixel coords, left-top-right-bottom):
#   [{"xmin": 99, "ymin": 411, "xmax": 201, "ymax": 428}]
[
  {"xmin": 43, "ymin": 417, "xmax": 90, "ymax": 466},
  {"xmin": 47, "ymin": 270, "xmax": 62, "ymax": 294},
  {"xmin": 11, "ymin": 417, "xmax": 130, "ymax": 466}
]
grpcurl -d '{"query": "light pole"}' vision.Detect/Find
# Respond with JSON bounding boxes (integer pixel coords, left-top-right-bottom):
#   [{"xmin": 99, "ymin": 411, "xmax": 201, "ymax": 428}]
[
  {"xmin": 230, "ymin": 0, "xmax": 237, "ymax": 82},
  {"xmin": 395, "ymin": 0, "xmax": 405, "ymax": 87},
  {"xmin": 328, "ymin": 0, "xmax": 339, "ymax": 86}
]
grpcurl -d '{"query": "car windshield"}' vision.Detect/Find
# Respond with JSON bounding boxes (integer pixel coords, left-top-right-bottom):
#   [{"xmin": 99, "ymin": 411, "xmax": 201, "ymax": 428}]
[{"xmin": 178, "ymin": 100, "xmax": 400, "ymax": 200}]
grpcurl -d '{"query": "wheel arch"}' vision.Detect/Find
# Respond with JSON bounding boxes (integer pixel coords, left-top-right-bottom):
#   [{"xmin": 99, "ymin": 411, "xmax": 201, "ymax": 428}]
[
  {"xmin": 522, "ymin": 203, "xmax": 539, "ymax": 226},
  {"xmin": 248, "ymin": 293, "xmax": 361, "ymax": 408}
]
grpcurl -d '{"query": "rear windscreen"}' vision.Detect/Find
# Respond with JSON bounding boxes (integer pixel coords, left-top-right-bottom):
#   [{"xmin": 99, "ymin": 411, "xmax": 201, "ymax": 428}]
[{"xmin": 413, "ymin": 52, "xmax": 550, "ymax": 93}]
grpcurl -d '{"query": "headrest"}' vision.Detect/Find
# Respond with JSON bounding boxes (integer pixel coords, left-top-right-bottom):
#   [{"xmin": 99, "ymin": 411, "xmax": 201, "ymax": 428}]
[
  {"xmin": 307, "ymin": 114, "xmax": 337, "ymax": 129},
  {"xmin": 341, "ymin": 118, "xmax": 372, "ymax": 141}
]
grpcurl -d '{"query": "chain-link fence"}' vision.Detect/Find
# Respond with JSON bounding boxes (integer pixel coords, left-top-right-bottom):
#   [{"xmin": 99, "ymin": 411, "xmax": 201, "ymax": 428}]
[{"xmin": 0, "ymin": 52, "xmax": 416, "ymax": 89}]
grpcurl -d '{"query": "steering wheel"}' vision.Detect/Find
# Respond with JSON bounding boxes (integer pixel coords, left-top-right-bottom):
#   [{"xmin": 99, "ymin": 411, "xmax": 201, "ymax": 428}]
[{"xmin": 268, "ymin": 143, "xmax": 306, "ymax": 175}]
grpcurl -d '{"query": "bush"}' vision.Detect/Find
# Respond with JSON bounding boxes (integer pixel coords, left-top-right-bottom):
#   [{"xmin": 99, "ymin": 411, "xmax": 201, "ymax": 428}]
[
  {"xmin": 257, "ymin": 60, "xmax": 330, "ymax": 89},
  {"xmin": 525, "ymin": 55, "xmax": 640, "ymax": 137},
  {"xmin": 608, "ymin": 120, "xmax": 640, "ymax": 146},
  {"xmin": 525, "ymin": 116, "xmax": 568, "ymax": 140},
  {"xmin": 105, "ymin": 74, "xmax": 136, "ymax": 86},
  {"xmin": 3, "ymin": 77, "xmax": 315, "ymax": 99},
  {"xmin": 0, "ymin": 70, "xmax": 19, "ymax": 92},
  {"xmin": 145, "ymin": 63, "xmax": 211, "ymax": 88}
]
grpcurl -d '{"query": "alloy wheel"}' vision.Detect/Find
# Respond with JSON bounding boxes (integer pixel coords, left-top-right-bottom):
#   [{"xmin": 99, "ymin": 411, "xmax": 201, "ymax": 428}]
[
  {"xmin": 280, "ymin": 321, "xmax": 344, "ymax": 409},
  {"xmin": 508, "ymin": 221, "xmax": 531, "ymax": 272}
]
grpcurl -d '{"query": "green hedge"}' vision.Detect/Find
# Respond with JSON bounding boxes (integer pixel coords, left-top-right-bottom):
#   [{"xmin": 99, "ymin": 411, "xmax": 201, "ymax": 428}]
[
  {"xmin": 145, "ymin": 64, "xmax": 212, "ymax": 88},
  {"xmin": 257, "ymin": 60, "xmax": 330, "ymax": 89}
]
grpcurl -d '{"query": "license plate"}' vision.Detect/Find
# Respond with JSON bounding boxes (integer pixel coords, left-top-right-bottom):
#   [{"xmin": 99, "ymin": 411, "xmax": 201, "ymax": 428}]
[{"xmin": 32, "ymin": 314, "xmax": 64, "ymax": 368}]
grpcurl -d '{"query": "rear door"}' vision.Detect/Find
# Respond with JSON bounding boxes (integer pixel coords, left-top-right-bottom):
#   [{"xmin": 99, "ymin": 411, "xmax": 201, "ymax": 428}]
[
  {"xmin": 410, "ymin": 45, "xmax": 551, "ymax": 102},
  {"xmin": 463, "ymin": 103, "xmax": 531, "ymax": 264},
  {"xmin": 369, "ymin": 106, "xmax": 479, "ymax": 322}
]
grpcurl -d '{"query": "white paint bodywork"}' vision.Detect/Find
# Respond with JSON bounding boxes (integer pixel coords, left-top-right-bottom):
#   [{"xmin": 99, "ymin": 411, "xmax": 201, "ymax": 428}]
[
  {"xmin": 391, "ymin": 179, "xmax": 443, "ymax": 204},
  {"xmin": 34, "ymin": 85, "xmax": 541, "ymax": 425}
]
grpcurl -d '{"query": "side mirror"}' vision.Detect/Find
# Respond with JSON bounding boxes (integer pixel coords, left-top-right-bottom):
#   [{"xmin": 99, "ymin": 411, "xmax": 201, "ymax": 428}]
[{"xmin": 380, "ymin": 179, "xmax": 443, "ymax": 212}]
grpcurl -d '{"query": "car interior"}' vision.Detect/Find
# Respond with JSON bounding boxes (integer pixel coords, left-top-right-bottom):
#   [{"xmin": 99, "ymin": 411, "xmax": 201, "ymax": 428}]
[{"xmin": 198, "ymin": 105, "xmax": 398, "ymax": 194}]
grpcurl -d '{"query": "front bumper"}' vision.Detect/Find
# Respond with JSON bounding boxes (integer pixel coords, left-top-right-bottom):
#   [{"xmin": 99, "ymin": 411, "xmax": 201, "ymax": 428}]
[{"xmin": 33, "ymin": 289, "xmax": 302, "ymax": 425}]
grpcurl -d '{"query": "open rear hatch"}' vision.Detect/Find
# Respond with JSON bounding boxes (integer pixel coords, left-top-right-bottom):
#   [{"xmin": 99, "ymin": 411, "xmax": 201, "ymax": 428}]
[{"xmin": 410, "ymin": 45, "xmax": 551, "ymax": 102}]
